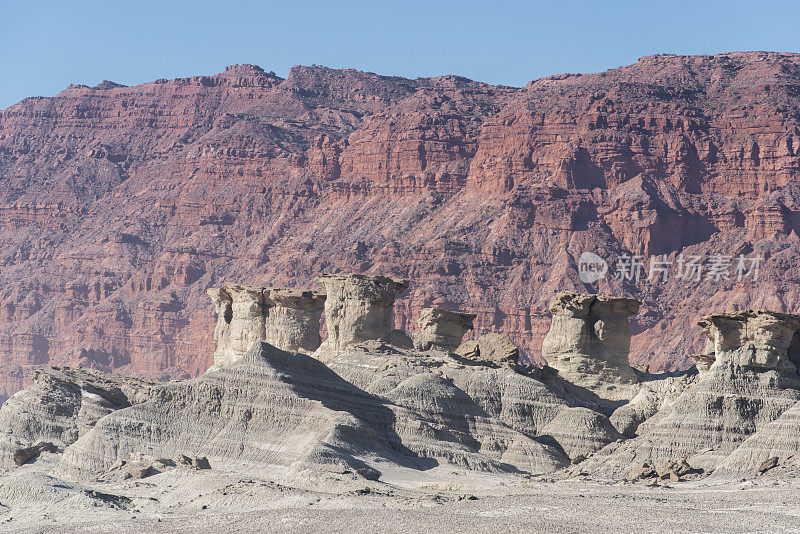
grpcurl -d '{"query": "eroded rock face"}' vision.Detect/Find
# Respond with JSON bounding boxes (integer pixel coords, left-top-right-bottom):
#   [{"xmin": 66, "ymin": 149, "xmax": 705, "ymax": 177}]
[
  {"xmin": 58, "ymin": 342, "xmax": 568, "ymax": 478},
  {"xmin": 581, "ymin": 309, "xmax": 800, "ymax": 479},
  {"xmin": 541, "ymin": 292, "xmax": 641, "ymax": 389},
  {"xmin": 207, "ymin": 284, "xmax": 325, "ymax": 367},
  {"xmin": 316, "ymin": 274, "xmax": 409, "ymax": 353},
  {"xmin": 264, "ymin": 289, "xmax": 326, "ymax": 353},
  {"xmin": 0, "ymin": 366, "xmax": 152, "ymax": 467},
  {"xmin": 6, "ymin": 54, "xmax": 800, "ymax": 398},
  {"xmin": 698, "ymin": 310, "xmax": 800, "ymax": 373},
  {"xmin": 414, "ymin": 308, "xmax": 475, "ymax": 352},
  {"xmin": 207, "ymin": 285, "xmax": 267, "ymax": 368}
]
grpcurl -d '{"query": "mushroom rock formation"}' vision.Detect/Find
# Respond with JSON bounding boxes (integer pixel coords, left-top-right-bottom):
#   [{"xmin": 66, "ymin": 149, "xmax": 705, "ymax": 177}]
[
  {"xmin": 414, "ymin": 308, "xmax": 476, "ymax": 352},
  {"xmin": 315, "ymin": 274, "xmax": 409, "ymax": 354},
  {"xmin": 207, "ymin": 284, "xmax": 326, "ymax": 368},
  {"xmin": 582, "ymin": 309, "xmax": 800, "ymax": 479},
  {"xmin": 264, "ymin": 289, "xmax": 326, "ymax": 353},
  {"xmin": 698, "ymin": 310, "xmax": 800, "ymax": 373},
  {"xmin": 541, "ymin": 292, "xmax": 641, "ymax": 390},
  {"xmin": 207, "ymin": 285, "xmax": 267, "ymax": 368}
]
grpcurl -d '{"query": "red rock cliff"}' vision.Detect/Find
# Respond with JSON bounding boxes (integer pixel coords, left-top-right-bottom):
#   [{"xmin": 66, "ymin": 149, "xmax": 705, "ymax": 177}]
[{"xmin": 1, "ymin": 53, "xmax": 800, "ymax": 399}]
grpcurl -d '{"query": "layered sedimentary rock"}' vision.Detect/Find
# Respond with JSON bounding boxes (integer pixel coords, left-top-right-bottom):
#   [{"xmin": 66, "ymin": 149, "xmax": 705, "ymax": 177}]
[
  {"xmin": 316, "ymin": 274, "xmax": 408, "ymax": 354},
  {"xmin": 263, "ymin": 289, "xmax": 326, "ymax": 353},
  {"xmin": 697, "ymin": 310, "xmax": 800, "ymax": 372},
  {"xmin": 583, "ymin": 310, "xmax": 800, "ymax": 478},
  {"xmin": 58, "ymin": 342, "xmax": 568, "ymax": 478},
  {"xmin": 608, "ymin": 373, "xmax": 697, "ymax": 438},
  {"xmin": 539, "ymin": 407, "xmax": 622, "ymax": 459},
  {"xmin": 712, "ymin": 399, "xmax": 800, "ymax": 478},
  {"xmin": 414, "ymin": 308, "xmax": 475, "ymax": 352},
  {"xmin": 454, "ymin": 333, "xmax": 522, "ymax": 367},
  {"xmin": 541, "ymin": 292, "xmax": 640, "ymax": 390},
  {"xmin": 3, "ymin": 53, "xmax": 800, "ymax": 400},
  {"xmin": 207, "ymin": 284, "xmax": 325, "ymax": 367},
  {"xmin": 207, "ymin": 285, "xmax": 266, "ymax": 368},
  {"xmin": 0, "ymin": 366, "xmax": 152, "ymax": 467},
  {"xmin": 7, "ymin": 274, "xmax": 800, "ymax": 482}
]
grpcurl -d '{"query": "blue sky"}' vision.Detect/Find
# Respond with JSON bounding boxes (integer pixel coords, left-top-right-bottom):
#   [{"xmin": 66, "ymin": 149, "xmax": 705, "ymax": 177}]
[{"xmin": 2, "ymin": 0, "xmax": 799, "ymax": 109}]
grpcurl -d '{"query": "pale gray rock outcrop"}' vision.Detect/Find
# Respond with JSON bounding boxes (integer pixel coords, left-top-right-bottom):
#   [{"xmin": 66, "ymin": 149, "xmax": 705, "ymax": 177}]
[
  {"xmin": 11, "ymin": 275, "xmax": 800, "ymax": 488},
  {"xmin": 58, "ymin": 342, "xmax": 568, "ymax": 478},
  {"xmin": 207, "ymin": 284, "xmax": 266, "ymax": 368},
  {"xmin": 454, "ymin": 333, "xmax": 520, "ymax": 367},
  {"xmin": 315, "ymin": 274, "xmax": 408, "ymax": 355},
  {"xmin": 541, "ymin": 292, "xmax": 640, "ymax": 391},
  {"xmin": 713, "ymin": 399, "xmax": 800, "ymax": 478},
  {"xmin": 608, "ymin": 373, "xmax": 698, "ymax": 438},
  {"xmin": 264, "ymin": 288, "xmax": 326, "ymax": 352},
  {"xmin": 539, "ymin": 407, "xmax": 622, "ymax": 459},
  {"xmin": 0, "ymin": 366, "xmax": 152, "ymax": 467},
  {"xmin": 413, "ymin": 308, "xmax": 475, "ymax": 352},
  {"xmin": 582, "ymin": 310, "xmax": 800, "ymax": 479},
  {"xmin": 697, "ymin": 310, "xmax": 800, "ymax": 373},
  {"xmin": 208, "ymin": 283, "xmax": 325, "ymax": 368},
  {"xmin": 323, "ymin": 344, "xmax": 610, "ymax": 463}
]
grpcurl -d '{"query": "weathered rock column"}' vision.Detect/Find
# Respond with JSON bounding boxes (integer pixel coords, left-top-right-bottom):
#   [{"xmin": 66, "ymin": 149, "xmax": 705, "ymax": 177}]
[
  {"xmin": 414, "ymin": 308, "xmax": 476, "ymax": 352},
  {"xmin": 208, "ymin": 284, "xmax": 328, "ymax": 367},
  {"xmin": 541, "ymin": 292, "xmax": 640, "ymax": 389},
  {"xmin": 697, "ymin": 310, "xmax": 800, "ymax": 373},
  {"xmin": 264, "ymin": 289, "xmax": 326, "ymax": 353},
  {"xmin": 316, "ymin": 274, "xmax": 409, "ymax": 352},
  {"xmin": 207, "ymin": 284, "xmax": 266, "ymax": 368}
]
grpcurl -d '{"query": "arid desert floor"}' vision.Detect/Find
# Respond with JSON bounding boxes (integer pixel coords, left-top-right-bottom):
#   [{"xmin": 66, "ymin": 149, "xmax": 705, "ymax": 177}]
[{"xmin": 2, "ymin": 459, "xmax": 800, "ymax": 534}]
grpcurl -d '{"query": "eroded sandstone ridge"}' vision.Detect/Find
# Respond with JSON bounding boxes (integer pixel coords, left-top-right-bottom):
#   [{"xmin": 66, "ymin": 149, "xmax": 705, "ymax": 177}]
[
  {"xmin": 4, "ymin": 53, "xmax": 800, "ymax": 399},
  {"xmin": 542, "ymin": 292, "xmax": 640, "ymax": 390}
]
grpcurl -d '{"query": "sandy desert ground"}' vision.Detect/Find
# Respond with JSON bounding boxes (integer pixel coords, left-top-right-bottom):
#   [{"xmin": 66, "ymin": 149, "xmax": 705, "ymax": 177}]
[{"xmin": 2, "ymin": 457, "xmax": 799, "ymax": 534}]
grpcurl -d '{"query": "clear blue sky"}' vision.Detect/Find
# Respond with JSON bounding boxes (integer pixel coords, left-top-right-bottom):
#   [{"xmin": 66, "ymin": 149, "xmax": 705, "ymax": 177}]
[{"xmin": 2, "ymin": 0, "xmax": 799, "ymax": 109}]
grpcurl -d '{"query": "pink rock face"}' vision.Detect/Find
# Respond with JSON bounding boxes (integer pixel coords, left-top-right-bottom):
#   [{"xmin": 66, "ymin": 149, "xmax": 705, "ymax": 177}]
[{"xmin": 1, "ymin": 53, "xmax": 800, "ymax": 399}]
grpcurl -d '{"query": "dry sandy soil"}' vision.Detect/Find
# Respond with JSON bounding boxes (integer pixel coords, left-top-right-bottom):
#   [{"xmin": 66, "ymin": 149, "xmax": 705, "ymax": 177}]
[{"xmin": 2, "ymin": 458, "xmax": 798, "ymax": 534}]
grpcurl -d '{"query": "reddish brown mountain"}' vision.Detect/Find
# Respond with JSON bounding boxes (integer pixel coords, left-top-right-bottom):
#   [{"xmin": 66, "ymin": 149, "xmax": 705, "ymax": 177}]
[{"xmin": 1, "ymin": 53, "xmax": 800, "ymax": 399}]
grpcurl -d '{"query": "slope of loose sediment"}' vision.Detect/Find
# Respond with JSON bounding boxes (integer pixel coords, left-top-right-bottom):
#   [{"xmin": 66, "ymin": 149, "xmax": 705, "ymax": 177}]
[
  {"xmin": 539, "ymin": 407, "xmax": 622, "ymax": 458},
  {"xmin": 712, "ymin": 399, "xmax": 800, "ymax": 479},
  {"xmin": 59, "ymin": 343, "xmax": 419, "ymax": 477},
  {"xmin": 324, "ymin": 345, "xmax": 616, "ymax": 462},
  {"xmin": 382, "ymin": 372, "xmax": 567, "ymax": 473}
]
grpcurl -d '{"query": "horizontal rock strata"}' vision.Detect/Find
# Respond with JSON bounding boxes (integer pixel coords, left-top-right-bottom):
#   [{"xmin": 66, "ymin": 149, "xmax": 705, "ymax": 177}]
[
  {"xmin": 582, "ymin": 310, "xmax": 800, "ymax": 478},
  {"xmin": 5, "ymin": 53, "xmax": 800, "ymax": 398},
  {"xmin": 315, "ymin": 274, "xmax": 409, "ymax": 355}
]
